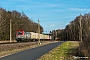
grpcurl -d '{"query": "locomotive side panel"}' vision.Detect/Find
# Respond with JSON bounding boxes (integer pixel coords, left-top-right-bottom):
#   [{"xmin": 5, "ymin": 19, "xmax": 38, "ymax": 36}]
[{"xmin": 25, "ymin": 32, "xmax": 31, "ymax": 40}]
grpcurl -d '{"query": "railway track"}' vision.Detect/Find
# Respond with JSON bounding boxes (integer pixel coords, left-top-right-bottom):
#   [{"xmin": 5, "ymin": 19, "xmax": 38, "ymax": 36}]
[
  {"xmin": 0, "ymin": 42, "xmax": 17, "ymax": 44},
  {"xmin": 0, "ymin": 40, "xmax": 52, "ymax": 45},
  {"xmin": 0, "ymin": 42, "xmax": 39, "ymax": 45},
  {"xmin": 0, "ymin": 41, "xmax": 37, "ymax": 45}
]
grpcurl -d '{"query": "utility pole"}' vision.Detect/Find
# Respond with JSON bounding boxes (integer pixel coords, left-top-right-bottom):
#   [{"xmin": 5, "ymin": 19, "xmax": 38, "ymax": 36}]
[
  {"xmin": 0, "ymin": 10, "xmax": 2, "ymax": 40},
  {"xmin": 79, "ymin": 14, "xmax": 82, "ymax": 42},
  {"xmin": 38, "ymin": 18, "xmax": 41, "ymax": 44},
  {"xmin": 10, "ymin": 19, "xmax": 12, "ymax": 43}
]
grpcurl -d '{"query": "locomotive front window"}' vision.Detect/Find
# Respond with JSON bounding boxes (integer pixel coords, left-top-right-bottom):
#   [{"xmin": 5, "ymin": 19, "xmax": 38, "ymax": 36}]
[{"xmin": 17, "ymin": 32, "xmax": 23, "ymax": 35}]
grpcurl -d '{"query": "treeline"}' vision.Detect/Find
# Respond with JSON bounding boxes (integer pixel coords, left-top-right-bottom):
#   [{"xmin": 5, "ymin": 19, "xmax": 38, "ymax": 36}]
[
  {"xmin": 0, "ymin": 7, "xmax": 43, "ymax": 40},
  {"xmin": 57, "ymin": 13, "xmax": 90, "ymax": 58},
  {"xmin": 56, "ymin": 13, "xmax": 90, "ymax": 41}
]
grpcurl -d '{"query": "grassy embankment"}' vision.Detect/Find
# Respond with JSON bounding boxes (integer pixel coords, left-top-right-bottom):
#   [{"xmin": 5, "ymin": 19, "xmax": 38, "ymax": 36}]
[{"xmin": 39, "ymin": 41, "xmax": 79, "ymax": 60}]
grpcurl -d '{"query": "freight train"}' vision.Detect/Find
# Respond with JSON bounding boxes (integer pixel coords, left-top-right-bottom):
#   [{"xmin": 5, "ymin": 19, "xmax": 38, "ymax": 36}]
[{"xmin": 16, "ymin": 30, "xmax": 51, "ymax": 42}]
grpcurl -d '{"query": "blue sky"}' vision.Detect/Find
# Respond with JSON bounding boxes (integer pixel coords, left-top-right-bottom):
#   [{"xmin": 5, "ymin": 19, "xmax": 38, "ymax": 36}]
[{"xmin": 0, "ymin": 0, "xmax": 90, "ymax": 33}]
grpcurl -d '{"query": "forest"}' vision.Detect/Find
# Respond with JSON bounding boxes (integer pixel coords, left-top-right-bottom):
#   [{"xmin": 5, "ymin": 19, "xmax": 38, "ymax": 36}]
[{"xmin": 0, "ymin": 7, "xmax": 43, "ymax": 40}]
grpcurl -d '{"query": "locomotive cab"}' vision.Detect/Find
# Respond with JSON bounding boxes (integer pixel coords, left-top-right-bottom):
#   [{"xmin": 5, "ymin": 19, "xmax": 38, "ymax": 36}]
[{"xmin": 16, "ymin": 30, "xmax": 25, "ymax": 42}]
